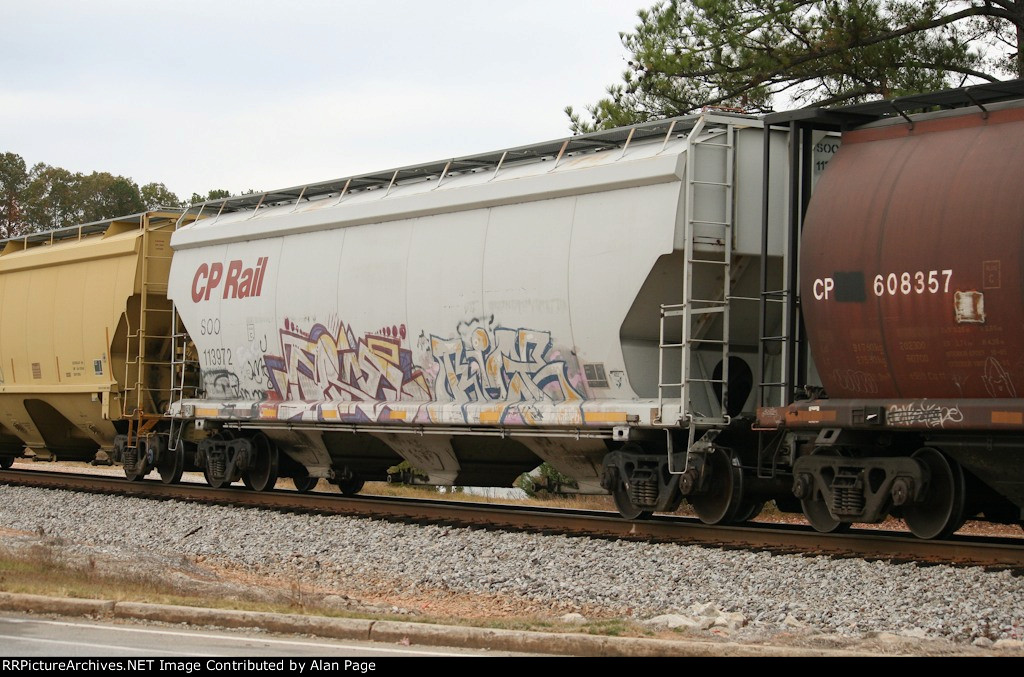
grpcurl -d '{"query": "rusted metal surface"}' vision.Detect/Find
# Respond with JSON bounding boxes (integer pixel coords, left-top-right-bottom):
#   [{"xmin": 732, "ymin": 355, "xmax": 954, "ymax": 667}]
[
  {"xmin": 800, "ymin": 104, "xmax": 1024, "ymax": 401},
  {"xmin": 770, "ymin": 398, "xmax": 1024, "ymax": 431},
  {"xmin": 2, "ymin": 469, "xmax": 1022, "ymax": 569}
]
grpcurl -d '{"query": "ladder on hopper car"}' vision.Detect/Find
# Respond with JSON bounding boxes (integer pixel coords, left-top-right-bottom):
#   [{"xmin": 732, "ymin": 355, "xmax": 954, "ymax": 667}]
[
  {"xmin": 166, "ymin": 303, "xmax": 198, "ymax": 454},
  {"xmin": 122, "ymin": 214, "xmax": 197, "ymax": 450},
  {"xmin": 658, "ymin": 115, "xmax": 747, "ymax": 435},
  {"xmin": 123, "ymin": 215, "xmax": 171, "ymax": 445}
]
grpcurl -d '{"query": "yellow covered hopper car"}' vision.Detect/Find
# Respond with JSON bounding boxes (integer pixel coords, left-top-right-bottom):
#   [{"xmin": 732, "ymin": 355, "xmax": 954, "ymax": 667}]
[{"xmin": 0, "ymin": 211, "xmax": 191, "ymax": 474}]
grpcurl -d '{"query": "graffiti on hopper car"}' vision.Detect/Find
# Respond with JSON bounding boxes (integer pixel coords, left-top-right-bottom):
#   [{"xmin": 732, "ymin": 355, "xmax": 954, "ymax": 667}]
[
  {"xmin": 202, "ymin": 369, "xmax": 266, "ymax": 400},
  {"xmin": 426, "ymin": 316, "xmax": 584, "ymax": 405},
  {"xmin": 263, "ymin": 319, "xmax": 431, "ymax": 402},
  {"xmin": 252, "ymin": 316, "xmax": 586, "ymax": 425}
]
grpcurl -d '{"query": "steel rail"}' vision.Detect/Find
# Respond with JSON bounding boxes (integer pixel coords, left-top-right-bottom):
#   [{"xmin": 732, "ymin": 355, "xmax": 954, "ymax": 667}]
[{"xmin": 1, "ymin": 469, "xmax": 1021, "ymax": 570}]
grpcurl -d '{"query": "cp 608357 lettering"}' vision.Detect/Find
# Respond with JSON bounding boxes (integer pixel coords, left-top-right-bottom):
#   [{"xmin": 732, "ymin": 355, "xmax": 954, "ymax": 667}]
[{"xmin": 873, "ymin": 269, "xmax": 952, "ymax": 297}]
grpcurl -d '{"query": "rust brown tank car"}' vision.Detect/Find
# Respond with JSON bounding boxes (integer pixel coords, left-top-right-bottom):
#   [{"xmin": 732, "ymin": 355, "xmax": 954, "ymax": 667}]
[
  {"xmin": 801, "ymin": 106, "xmax": 1024, "ymax": 401},
  {"xmin": 758, "ymin": 82, "xmax": 1024, "ymax": 539}
]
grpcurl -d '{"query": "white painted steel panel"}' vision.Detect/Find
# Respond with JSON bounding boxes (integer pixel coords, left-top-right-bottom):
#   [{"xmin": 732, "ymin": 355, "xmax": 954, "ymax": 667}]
[
  {"xmin": 569, "ymin": 183, "xmax": 678, "ymax": 400},
  {"xmin": 481, "ymin": 196, "xmax": 578, "ymax": 390},
  {"xmin": 179, "ymin": 240, "xmax": 272, "ymax": 401},
  {"xmin": 735, "ymin": 128, "xmax": 790, "ymax": 256},
  {"xmin": 405, "ymin": 210, "xmax": 487, "ymax": 335},
  {"xmin": 337, "ymin": 219, "xmax": 412, "ymax": 340}
]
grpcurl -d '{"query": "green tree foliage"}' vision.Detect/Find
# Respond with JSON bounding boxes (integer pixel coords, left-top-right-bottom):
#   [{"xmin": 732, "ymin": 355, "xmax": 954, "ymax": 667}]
[
  {"xmin": 515, "ymin": 463, "xmax": 579, "ymax": 498},
  {"xmin": 0, "ymin": 151, "xmax": 239, "ymax": 235},
  {"xmin": 569, "ymin": 0, "xmax": 1024, "ymax": 131},
  {"xmin": 78, "ymin": 172, "xmax": 146, "ymax": 223},
  {"xmin": 188, "ymin": 189, "xmax": 231, "ymax": 205},
  {"xmin": 20, "ymin": 165, "xmax": 148, "ymax": 231},
  {"xmin": 21, "ymin": 164, "xmax": 82, "ymax": 232},
  {"xmin": 141, "ymin": 182, "xmax": 183, "ymax": 210},
  {"xmin": 0, "ymin": 153, "xmax": 28, "ymax": 239}
]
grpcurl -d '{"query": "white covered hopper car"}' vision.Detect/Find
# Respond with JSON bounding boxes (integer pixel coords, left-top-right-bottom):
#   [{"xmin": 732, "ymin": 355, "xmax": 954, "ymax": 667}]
[{"xmin": 166, "ymin": 112, "xmax": 801, "ymax": 522}]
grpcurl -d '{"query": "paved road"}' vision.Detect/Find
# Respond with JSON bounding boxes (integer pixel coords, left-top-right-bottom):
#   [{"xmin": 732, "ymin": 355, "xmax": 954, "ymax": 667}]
[{"xmin": 0, "ymin": 614, "xmax": 544, "ymax": 657}]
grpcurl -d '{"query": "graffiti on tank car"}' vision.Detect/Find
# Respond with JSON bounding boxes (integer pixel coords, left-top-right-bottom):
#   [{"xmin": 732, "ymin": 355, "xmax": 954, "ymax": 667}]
[
  {"xmin": 831, "ymin": 368, "xmax": 879, "ymax": 395},
  {"xmin": 427, "ymin": 316, "xmax": 584, "ymax": 404},
  {"xmin": 191, "ymin": 257, "xmax": 269, "ymax": 302},
  {"xmin": 264, "ymin": 319, "xmax": 431, "ymax": 402},
  {"xmin": 886, "ymin": 400, "xmax": 963, "ymax": 428},
  {"xmin": 982, "ymin": 357, "xmax": 1016, "ymax": 398}
]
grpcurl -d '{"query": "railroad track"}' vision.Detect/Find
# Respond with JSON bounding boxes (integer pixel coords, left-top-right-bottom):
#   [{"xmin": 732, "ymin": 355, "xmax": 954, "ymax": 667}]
[{"xmin": 2, "ymin": 468, "xmax": 1022, "ymax": 570}]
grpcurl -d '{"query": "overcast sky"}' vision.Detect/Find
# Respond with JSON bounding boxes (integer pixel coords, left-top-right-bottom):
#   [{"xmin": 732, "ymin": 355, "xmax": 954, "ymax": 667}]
[{"xmin": 1, "ymin": 0, "xmax": 654, "ymax": 200}]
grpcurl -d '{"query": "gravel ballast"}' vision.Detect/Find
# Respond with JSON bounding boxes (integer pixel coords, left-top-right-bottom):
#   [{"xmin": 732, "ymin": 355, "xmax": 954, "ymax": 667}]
[{"xmin": 0, "ymin": 484, "xmax": 1021, "ymax": 649}]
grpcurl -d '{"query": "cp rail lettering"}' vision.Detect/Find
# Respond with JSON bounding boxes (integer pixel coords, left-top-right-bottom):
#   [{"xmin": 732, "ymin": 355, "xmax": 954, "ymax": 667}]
[{"xmin": 191, "ymin": 257, "xmax": 269, "ymax": 302}]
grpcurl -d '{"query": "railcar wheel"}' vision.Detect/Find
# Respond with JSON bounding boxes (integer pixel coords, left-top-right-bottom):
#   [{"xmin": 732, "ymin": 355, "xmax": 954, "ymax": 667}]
[
  {"xmin": 155, "ymin": 437, "xmax": 184, "ymax": 485},
  {"xmin": 204, "ymin": 467, "xmax": 232, "ymax": 489},
  {"xmin": 0, "ymin": 456, "xmax": 13, "ymax": 469},
  {"xmin": 291, "ymin": 468, "xmax": 320, "ymax": 493},
  {"xmin": 688, "ymin": 447, "xmax": 745, "ymax": 525},
  {"xmin": 242, "ymin": 434, "xmax": 279, "ymax": 492},
  {"xmin": 799, "ymin": 448, "xmax": 849, "ymax": 533},
  {"xmin": 801, "ymin": 496, "xmax": 847, "ymax": 533},
  {"xmin": 612, "ymin": 484, "xmax": 653, "ymax": 520},
  {"xmin": 122, "ymin": 438, "xmax": 148, "ymax": 482},
  {"xmin": 903, "ymin": 447, "xmax": 966, "ymax": 540},
  {"xmin": 335, "ymin": 476, "xmax": 365, "ymax": 496},
  {"xmin": 735, "ymin": 500, "xmax": 764, "ymax": 523},
  {"xmin": 202, "ymin": 431, "xmax": 236, "ymax": 489}
]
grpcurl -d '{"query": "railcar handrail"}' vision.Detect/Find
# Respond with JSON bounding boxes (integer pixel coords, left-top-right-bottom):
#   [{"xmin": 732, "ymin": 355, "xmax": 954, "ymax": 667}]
[
  {"xmin": 175, "ymin": 112, "xmax": 762, "ymax": 228},
  {"xmin": 0, "ymin": 209, "xmax": 184, "ymax": 251},
  {"xmin": 764, "ymin": 78, "xmax": 1024, "ymax": 129}
]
